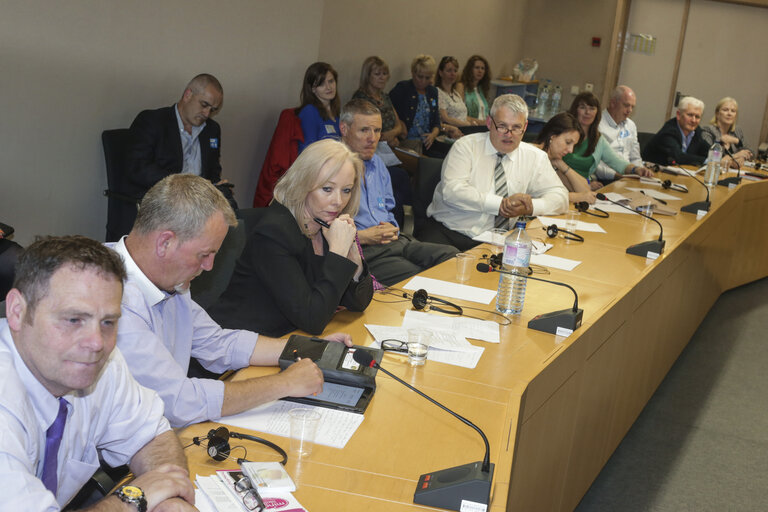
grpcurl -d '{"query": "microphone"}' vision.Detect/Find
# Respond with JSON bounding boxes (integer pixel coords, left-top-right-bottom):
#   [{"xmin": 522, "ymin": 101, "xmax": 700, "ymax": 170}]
[
  {"xmin": 352, "ymin": 350, "xmax": 494, "ymax": 511},
  {"xmin": 662, "ymin": 179, "xmax": 688, "ymax": 193},
  {"xmin": 595, "ymin": 193, "xmax": 665, "ymax": 258},
  {"xmin": 676, "ymin": 168, "xmax": 711, "ymax": 214},
  {"xmin": 716, "ymin": 142, "xmax": 742, "ymax": 187},
  {"xmin": 476, "ymin": 263, "xmax": 583, "ymax": 334}
]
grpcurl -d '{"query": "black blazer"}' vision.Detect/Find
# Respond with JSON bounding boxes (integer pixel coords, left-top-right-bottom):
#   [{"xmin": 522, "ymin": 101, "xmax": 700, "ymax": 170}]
[
  {"xmin": 642, "ymin": 117, "xmax": 709, "ymax": 166},
  {"xmin": 208, "ymin": 202, "xmax": 373, "ymax": 338},
  {"xmin": 125, "ymin": 105, "xmax": 222, "ymax": 198}
]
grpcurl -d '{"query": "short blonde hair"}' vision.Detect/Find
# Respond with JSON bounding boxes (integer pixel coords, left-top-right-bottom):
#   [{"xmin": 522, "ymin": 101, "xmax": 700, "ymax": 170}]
[
  {"xmin": 411, "ymin": 54, "xmax": 436, "ymax": 76},
  {"xmin": 710, "ymin": 97, "xmax": 738, "ymax": 128},
  {"xmin": 273, "ymin": 139, "xmax": 363, "ymax": 235}
]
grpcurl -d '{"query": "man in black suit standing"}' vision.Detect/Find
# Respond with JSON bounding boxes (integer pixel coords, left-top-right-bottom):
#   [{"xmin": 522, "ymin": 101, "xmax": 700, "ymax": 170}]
[{"xmin": 125, "ymin": 73, "xmax": 225, "ymax": 201}]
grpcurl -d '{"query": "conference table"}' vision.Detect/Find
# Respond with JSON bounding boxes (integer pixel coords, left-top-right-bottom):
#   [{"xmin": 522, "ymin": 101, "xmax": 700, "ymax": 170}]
[{"xmin": 180, "ymin": 168, "xmax": 768, "ymax": 511}]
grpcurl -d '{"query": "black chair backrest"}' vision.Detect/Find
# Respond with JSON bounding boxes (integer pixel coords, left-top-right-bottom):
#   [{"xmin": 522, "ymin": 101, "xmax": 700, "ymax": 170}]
[
  {"xmin": 413, "ymin": 156, "xmax": 444, "ymax": 227},
  {"xmin": 191, "ymin": 208, "xmax": 266, "ymax": 310},
  {"xmin": 102, "ymin": 129, "xmax": 137, "ymax": 242},
  {"xmin": 638, "ymin": 131, "xmax": 655, "ymax": 155}
]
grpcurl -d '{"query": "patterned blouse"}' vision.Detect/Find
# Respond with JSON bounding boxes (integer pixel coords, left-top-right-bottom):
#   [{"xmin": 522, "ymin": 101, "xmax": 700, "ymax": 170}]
[{"xmin": 352, "ymin": 89, "xmax": 398, "ymax": 132}]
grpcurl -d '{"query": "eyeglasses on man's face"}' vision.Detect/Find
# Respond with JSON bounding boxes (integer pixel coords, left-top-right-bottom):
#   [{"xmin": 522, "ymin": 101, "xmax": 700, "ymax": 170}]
[{"xmin": 490, "ymin": 117, "xmax": 526, "ymax": 135}]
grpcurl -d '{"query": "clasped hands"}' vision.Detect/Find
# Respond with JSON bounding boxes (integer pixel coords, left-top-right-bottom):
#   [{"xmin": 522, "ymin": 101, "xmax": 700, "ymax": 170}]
[
  {"xmin": 358, "ymin": 221, "xmax": 399, "ymax": 245},
  {"xmin": 499, "ymin": 193, "xmax": 533, "ymax": 218}
]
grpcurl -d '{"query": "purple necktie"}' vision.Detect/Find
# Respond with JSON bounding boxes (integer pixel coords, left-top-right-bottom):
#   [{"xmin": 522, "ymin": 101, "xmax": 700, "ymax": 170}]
[{"xmin": 41, "ymin": 397, "xmax": 68, "ymax": 493}]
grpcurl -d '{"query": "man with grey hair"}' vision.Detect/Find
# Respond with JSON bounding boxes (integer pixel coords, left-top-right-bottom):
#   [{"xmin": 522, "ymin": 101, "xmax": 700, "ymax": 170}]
[
  {"xmin": 643, "ymin": 96, "xmax": 709, "ymax": 166},
  {"xmin": 417, "ymin": 94, "xmax": 568, "ymax": 251},
  {"xmin": 110, "ymin": 174, "xmax": 351, "ymax": 428},
  {"xmin": 597, "ymin": 85, "xmax": 647, "ymax": 180}
]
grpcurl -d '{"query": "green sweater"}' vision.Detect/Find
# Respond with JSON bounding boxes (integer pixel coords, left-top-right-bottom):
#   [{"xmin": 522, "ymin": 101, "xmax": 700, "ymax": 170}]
[{"xmin": 564, "ymin": 136, "xmax": 630, "ymax": 180}]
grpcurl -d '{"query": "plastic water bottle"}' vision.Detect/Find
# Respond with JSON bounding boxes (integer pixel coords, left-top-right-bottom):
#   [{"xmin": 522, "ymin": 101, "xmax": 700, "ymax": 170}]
[
  {"xmin": 704, "ymin": 142, "xmax": 722, "ymax": 186},
  {"xmin": 550, "ymin": 85, "xmax": 562, "ymax": 115},
  {"xmin": 536, "ymin": 82, "xmax": 550, "ymax": 117},
  {"xmin": 496, "ymin": 222, "xmax": 532, "ymax": 315}
]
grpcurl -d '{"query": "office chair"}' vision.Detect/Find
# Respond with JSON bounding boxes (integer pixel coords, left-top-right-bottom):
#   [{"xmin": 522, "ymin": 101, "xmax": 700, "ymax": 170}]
[
  {"xmin": 102, "ymin": 129, "xmax": 139, "ymax": 242},
  {"xmin": 412, "ymin": 156, "xmax": 444, "ymax": 237}
]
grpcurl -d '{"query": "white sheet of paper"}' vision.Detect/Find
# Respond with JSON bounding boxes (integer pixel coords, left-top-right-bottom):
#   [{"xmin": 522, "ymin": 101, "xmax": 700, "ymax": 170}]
[
  {"xmin": 196, "ymin": 476, "xmax": 241, "ymax": 512},
  {"xmin": 537, "ymin": 216, "xmax": 607, "ymax": 233},
  {"xmin": 364, "ymin": 323, "xmax": 476, "ymax": 352},
  {"xmin": 594, "ymin": 200, "xmax": 634, "ymax": 214},
  {"xmin": 403, "ymin": 276, "xmax": 497, "ymax": 304},
  {"xmin": 403, "ymin": 309, "xmax": 500, "ymax": 343},
  {"xmin": 530, "ymin": 253, "xmax": 581, "ymax": 271},
  {"xmin": 428, "ymin": 344, "xmax": 484, "ymax": 369},
  {"xmin": 219, "ymin": 400, "xmax": 364, "ymax": 449},
  {"xmin": 625, "ymin": 187, "xmax": 681, "ymax": 201}
]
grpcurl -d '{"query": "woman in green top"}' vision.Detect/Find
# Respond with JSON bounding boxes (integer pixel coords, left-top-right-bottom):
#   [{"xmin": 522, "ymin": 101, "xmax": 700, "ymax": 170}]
[
  {"xmin": 563, "ymin": 92, "xmax": 653, "ymax": 189},
  {"xmin": 460, "ymin": 55, "xmax": 491, "ymax": 120}
]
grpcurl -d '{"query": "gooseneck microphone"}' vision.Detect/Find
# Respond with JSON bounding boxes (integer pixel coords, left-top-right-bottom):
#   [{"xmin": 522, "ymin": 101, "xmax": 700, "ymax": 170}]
[
  {"xmin": 595, "ymin": 193, "xmax": 666, "ymax": 258},
  {"xmin": 717, "ymin": 142, "xmax": 742, "ymax": 187},
  {"xmin": 352, "ymin": 350, "xmax": 494, "ymax": 511},
  {"xmin": 476, "ymin": 263, "xmax": 583, "ymax": 334},
  {"xmin": 677, "ymin": 169, "xmax": 711, "ymax": 214}
]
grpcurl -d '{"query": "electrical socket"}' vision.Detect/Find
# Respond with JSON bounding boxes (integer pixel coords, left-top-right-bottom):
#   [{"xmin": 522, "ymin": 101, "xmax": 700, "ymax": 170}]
[
  {"xmin": 570, "ymin": 85, "xmax": 580, "ymax": 95},
  {"xmin": 584, "ymin": 83, "xmax": 594, "ymax": 92}
]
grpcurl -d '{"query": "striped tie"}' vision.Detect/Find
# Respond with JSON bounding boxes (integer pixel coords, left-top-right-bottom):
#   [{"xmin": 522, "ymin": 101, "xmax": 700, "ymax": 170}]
[{"xmin": 494, "ymin": 152, "xmax": 508, "ymax": 228}]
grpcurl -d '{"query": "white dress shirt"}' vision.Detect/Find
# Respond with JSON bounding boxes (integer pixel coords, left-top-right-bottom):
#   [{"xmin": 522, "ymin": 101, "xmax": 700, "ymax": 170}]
[
  {"xmin": 597, "ymin": 110, "xmax": 642, "ymax": 180},
  {"xmin": 0, "ymin": 320, "xmax": 170, "ymax": 510},
  {"xmin": 427, "ymin": 132, "xmax": 568, "ymax": 237}
]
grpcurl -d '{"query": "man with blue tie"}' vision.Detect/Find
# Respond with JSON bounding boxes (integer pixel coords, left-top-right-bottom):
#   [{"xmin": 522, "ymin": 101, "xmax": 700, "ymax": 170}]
[{"xmin": 0, "ymin": 236, "xmax": 194, "ymax": 511}]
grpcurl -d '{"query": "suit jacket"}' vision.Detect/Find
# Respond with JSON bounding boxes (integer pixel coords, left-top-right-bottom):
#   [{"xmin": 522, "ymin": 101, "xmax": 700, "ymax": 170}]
[
  {"xmin": 125, "ymin": 105, "xmax": 222, "ymax": 198},
  {"xmin": 642, "ymin": 117, "xmax": 709, "ymax": 166},
  {"xmin": 389, "ymin": 80, "xmax": 441, "ymax": 134},
  {"xmin": 208, "ymin": 202, "xmax": 373, "ymax": 338}
]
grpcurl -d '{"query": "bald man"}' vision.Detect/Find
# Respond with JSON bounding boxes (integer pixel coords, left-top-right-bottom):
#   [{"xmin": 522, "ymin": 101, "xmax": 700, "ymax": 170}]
[{"xmin": 597, "ymin": 85, "xmax": 645, "ymax": 181}]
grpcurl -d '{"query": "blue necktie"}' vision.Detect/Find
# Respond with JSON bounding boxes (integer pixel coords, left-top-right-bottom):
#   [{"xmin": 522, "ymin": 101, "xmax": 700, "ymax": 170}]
[{"xmin": 41, "ymin": 397, "xmax": 68, "ymax": 493}]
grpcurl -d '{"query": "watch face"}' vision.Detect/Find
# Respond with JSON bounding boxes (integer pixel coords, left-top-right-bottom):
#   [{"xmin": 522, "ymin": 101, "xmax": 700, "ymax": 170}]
[{"xmin": 122, "ymin": 486, "xmax": 143, "ymax": 499}]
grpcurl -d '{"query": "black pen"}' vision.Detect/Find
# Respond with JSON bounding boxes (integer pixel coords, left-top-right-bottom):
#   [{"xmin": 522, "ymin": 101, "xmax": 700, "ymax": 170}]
[
  {"xmin": 313, "ymin": 217, "xmax": 331, "ymax": 228},
  {"xmin": 641, "ymin": 190, "xmax": 667, "ymax": 205}
]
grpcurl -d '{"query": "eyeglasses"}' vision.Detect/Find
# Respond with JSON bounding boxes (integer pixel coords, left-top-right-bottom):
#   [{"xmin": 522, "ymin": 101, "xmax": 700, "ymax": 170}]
[
  {"xmin": 234, "ymin": 476, "xmax": 265, "ymax": 511},
  {"xmin": 490, "ymin": 117, "xmax": 526, "ymax": 135},
  {"xmin": 381, "ymin": 339, "xmax": 409, "ymax": 354}
]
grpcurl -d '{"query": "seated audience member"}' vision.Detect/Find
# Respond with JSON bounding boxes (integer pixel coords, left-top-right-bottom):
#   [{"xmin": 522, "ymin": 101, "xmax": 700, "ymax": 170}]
[
  {"xmin": 297, "ymin": 62, "xmax": 341, "ymax": 152},
  {"xmin": 126, "ymin": 73, "xmax": 226, "ymax": 200},
  {"xmin": 701, "ymin": 97, "xmax": 753, "ymax": 168},
  {"xmin": 564, "ymin": 92, "xmax": 653, "ymax": 188},
  {"xmin": 1, "ymin": 236, "xmax": 194, "ymax": 511},
  {"xmin": 111, "ymin": 174, "xmax": 351, "ymax": 427},
  {"xmin": 352, "ymin": 56, "xmax": 407, "ymax": 147},
  {"xmin": 643, "ymin": 96, "xmax": 709, "ymax": 167},
  {"xmin": 597, "ymin": 85, "xmax": 645, "ymax": 181},
  {"xmin": 341, "ymin": 99, "xmax": 458, "ymax": 286},
  {"xmin": 352, "ymin": 56, "xmax": 412, "ymax": 226},
  {"xmin": 417, "ymin": 94, "xmax": 569, "ymax": 251},
  {"xmin": 209, "ymin": 140, "xmax": 373, "ymax": 337},
  {"xmin": 389, "ymin": 55, "xmax": 446, "ymax": 156},
  {"xmin": 461, "ymin": 55, "xmax": 492, "ymax": 120},
  {"xmin": 436, "ymin": 56, "xmax": 483, "ymax": 131},
  {"xmin": 534, "ymin": 113, "xmax": 595, "ymax": 204}
]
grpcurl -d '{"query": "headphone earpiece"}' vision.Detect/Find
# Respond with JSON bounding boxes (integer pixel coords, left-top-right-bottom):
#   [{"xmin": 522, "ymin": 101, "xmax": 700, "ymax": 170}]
[
  {"xmin": 408, "ymin": 288, "xmax": 463, "ymax": 315},
  {"xmin": 205, "ymin": 427, "xmax": 231, "ymax": 461},
  {"xmin": 411, "ymin": 289, "xmax": 429, "ymax": 310},
  {"xmin": 543, "ymin": 224, "xmax": 584, "ymax": 243}
]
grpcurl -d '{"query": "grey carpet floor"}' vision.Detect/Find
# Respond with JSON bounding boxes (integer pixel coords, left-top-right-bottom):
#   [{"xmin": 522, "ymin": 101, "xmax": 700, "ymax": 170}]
[{"xmin": 575, "ymin": 277, "xmax": 768, "ymax": 512}]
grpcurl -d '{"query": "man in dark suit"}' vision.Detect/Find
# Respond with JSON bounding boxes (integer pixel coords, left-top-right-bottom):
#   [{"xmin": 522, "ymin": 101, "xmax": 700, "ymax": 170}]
[
  {"xmin": 125, "ymin": 73, "xmax": 225, "ymax": 201},
  {"xmin": 642, "ymin": 96, "xmax": 710, "ymax": 166}
]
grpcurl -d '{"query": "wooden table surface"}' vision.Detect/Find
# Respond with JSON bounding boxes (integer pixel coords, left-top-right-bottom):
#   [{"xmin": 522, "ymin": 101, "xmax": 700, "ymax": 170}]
[{"xmin": 180, "ymin": 170, "xmax": 768, "ymax": 511}]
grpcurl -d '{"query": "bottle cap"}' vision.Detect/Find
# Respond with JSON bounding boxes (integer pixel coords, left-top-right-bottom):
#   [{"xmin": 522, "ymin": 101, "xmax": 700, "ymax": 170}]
[{"xmin": 514, "ymin": 221, "xmax": 527, "ymax": 229}]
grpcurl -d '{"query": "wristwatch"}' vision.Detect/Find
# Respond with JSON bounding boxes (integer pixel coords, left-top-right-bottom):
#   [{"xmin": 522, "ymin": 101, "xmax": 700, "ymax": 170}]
[{"xmin": 113, "ymin": 485, "xmax": 147, "ymax": 512}]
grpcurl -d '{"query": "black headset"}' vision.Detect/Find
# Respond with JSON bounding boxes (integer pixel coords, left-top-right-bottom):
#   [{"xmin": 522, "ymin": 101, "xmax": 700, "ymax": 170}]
[
  {"xmin": 193, "ymin": 426, "xmax": 288, "ymax": 465},
  {"xmin": 575, "ymin": 201, "xmax": 609, "ymax": 218},
  {"xmin": 662, "ymin": 179, "xmax": 688, "ymax": 193},
  {"xmin": 544, "ymin": 224, "xmax": 584, "ymax": 242},
  {"xmin": 406, "ymin": 288, "xmax": 463, "ymax": 315}
]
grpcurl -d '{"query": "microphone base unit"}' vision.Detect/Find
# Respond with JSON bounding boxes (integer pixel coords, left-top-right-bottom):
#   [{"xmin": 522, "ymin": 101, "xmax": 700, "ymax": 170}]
[
  {"xmin": 527, "ymin": 308, "xmax": 584, "ymax": 335},
  {"xmin": 413, "ymin": 461, "xmax": 495, "ymax": 511},
  {"xmin": 626, "ymin": 239, "xmax": 666, "ymax": 258},
  {"xmin": 717, "ymin": 177, "xmax": 741, "ymax": 187},
  {"xmin": 680, "ymin": 200, "xmax": 711, "ymax": 214}
]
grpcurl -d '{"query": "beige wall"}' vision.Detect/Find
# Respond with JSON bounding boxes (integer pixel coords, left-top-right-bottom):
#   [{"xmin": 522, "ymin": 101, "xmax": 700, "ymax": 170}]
[
  {"xmin": 1, "ymin": 0, "xmax": 528, "ymax": 246},
  {"xmin": 521, "ymin": 0, "xmax": 619, "ymax": 108}
]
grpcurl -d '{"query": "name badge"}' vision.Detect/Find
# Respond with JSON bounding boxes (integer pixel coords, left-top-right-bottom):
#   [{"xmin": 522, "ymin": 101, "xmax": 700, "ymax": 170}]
[
  {"xmin": 209, "ymin": 138, "xmax": 219, "ymax": 149},
  {"xmin": 325, "ymin": 125, "xmax": 337, "ymax": 135}
]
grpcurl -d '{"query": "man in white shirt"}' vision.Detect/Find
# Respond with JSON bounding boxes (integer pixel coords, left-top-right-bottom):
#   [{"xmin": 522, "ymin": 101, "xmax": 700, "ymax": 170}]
[
  {"xmin": 1, "ymin": 236, "xmax": 194, "ymax": 511},
  {"xmin": 597, "ymin": 85, "xmax": 644, "ymax": 181},
  {"xmin": 419, "ymin": 94, "xmax": 568, "ymax": 251}
]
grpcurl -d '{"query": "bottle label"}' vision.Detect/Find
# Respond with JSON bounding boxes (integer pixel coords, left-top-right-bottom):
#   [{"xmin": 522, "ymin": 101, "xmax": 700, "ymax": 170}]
[{"xmin": 502, "ymin": 244, "xmax": 531, "ymax": 268}]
